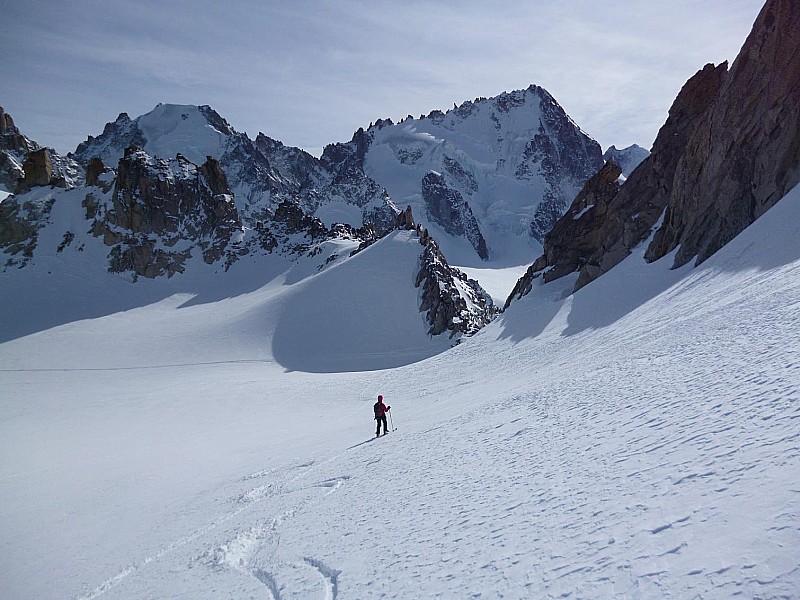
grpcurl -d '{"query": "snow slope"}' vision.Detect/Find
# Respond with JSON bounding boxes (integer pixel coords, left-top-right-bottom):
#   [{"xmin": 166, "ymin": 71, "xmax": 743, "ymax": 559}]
[{"xmin": 2, "ymin": 185, "xmax": 799, "ymax": 598}]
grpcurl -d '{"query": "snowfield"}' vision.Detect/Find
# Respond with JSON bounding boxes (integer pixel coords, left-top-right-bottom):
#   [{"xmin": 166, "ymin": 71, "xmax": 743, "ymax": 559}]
[{"xmin": 2, "ymin": 186, "xmax": 800, "ymax": 598}]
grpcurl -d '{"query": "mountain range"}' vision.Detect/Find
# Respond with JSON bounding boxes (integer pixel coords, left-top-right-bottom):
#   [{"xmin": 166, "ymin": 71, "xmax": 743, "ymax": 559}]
[
  {"xmin": 0, "ymin": 78, "xmax": 638, "ymax": 349},
  {"xmin": 2, "ymin": 1, "xmax": 800, "ymax": 598}
]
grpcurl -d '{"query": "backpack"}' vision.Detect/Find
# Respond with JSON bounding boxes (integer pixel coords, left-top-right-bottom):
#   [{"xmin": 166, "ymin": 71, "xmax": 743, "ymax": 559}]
[{"xmin": 374, "ymin": 402, "xmax": 382, "ymax": 418}]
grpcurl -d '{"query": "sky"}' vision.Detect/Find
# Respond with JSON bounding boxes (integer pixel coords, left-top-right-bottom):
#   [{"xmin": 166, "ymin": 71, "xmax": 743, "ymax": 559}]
[{"xmin": 2, "ymin": 1, "xmax": 764, "ymax": 157}]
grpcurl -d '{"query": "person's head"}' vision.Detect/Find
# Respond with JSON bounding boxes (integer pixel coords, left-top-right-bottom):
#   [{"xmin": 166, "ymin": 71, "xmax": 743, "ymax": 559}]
[{"xmin": 378, "ymin": 395, "xmax": 383, "ymax": 402}]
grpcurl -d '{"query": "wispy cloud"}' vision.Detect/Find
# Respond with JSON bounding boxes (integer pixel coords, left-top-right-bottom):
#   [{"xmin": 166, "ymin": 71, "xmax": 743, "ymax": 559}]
[{"xmin": 2, "ymin": 0, "xmax": 763, "ymax": 154}]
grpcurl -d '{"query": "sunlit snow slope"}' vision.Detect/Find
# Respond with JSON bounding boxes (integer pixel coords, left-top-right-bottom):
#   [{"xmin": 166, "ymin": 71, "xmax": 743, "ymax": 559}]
[{"xmin": 1, "ymin": 186, "xmax": 799, "ymax": 598}]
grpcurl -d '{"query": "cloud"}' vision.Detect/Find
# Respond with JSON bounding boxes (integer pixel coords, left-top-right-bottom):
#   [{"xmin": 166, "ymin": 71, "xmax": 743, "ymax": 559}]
[{"xmin": 2, "ymin": 0, "xmax": 763, "ymax": 154}]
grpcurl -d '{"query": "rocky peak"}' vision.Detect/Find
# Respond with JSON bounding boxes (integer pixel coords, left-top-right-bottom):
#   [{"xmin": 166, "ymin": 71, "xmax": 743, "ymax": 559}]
[
  {"xmin": 359, "ymin": 85, "xmax": 603, "ymax": 262},
  {"xmin": 0, "ymin": 106, "xmax": 40, "ymax": 191},
  {"xmin": 321, "ymin": 127, "xmax": 374, "ymax": 180},
  {"xmin": 0, "ymin": 106, "xmax": 37, "ymax": 155},
  {"xmin": 197, "ymin": 105, "xmax": 236, "ymax": 136},
  {"xmin": 0, "ymin": 107, "xmax": 15, "ymax": 136},
  {"xmin": 394, "ymin": 205, "xmax": 415, "ymax": 230}
]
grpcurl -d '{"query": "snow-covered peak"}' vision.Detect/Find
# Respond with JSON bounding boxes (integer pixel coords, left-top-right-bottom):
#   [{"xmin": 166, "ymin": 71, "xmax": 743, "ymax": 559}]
[
  {"xmin": 72, "ymin": 103, "xmax": 237, "ymax": 167},
  {"xmin": 603, "ymin": 143, "xmax": 650, "ymax": 178},
  {"xmin": 377, "ymin": 85, "xmax": 551, "ymax": 163},
  {"xmin": 361, "ymin": 84, "xmax": 603, "ymax": 266},
  {"xmin": 134, "ymin": 104, "xmax": 233, "ymax": 165}
]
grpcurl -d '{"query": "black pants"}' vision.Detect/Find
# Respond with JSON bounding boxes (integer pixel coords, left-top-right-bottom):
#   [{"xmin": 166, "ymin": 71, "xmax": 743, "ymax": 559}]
[{"xmin": 376, "ymin": 415, "xmax": 388, "ymax": 435}]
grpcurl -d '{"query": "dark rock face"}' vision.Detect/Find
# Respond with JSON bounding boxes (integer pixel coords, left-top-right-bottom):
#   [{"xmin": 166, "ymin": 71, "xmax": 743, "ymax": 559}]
[
  {"xmin": 646, "ymin": 0, "xmax": 800, "ymax": 267},
  {"xmin": 0, "ymin": 197, "xmax": 45, "ymax": 265},
  {"xmin": 254, "ymin": 133, "xmax": 319, "ymax": 200},
  {"xmin": 512, "ymin": 61, "xmax": 728, "ymax": 297},
  {"xmin": 71, "ymin": 112, "xmax": 144, "ymax": 164},
  {"xmin": 85, "ymin": 157, "xmax": 111, "ymax": 189},
  {"xmin": 318, "ymin": 129, "xmax": 399, "ymax": 234},
  {"xmin": 93, "ymin": 149, "xmax": 244, "ymax": 278},
  {"xmin": 505, "ymin": 160, "xmax": 623, "ymax": 307},
  {"xmin": 395, "ymin": 205, "xmax": 415, "ymax": 230},
  {"xmin": 421, "ymin": 171, "xmax": 488, "ymax": 260},
  {"xmin": 0, "ymin": 152, "xmax": 24, "ymax": 191},
  {"xmin": 520, "ymin": 87, "xmax": 605, "ymax": 242},
  {"xmin": 415, "ymin": 237, "xmax": 496, "ymax": 337},
  {"xmin": 15, "ymin": 148, "xmax": 54, "ymax": 192}
]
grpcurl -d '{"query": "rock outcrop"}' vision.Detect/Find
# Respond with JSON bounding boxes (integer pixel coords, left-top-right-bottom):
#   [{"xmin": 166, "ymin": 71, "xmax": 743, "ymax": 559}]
[
  {"xmin": 15, "ymin": 148, "xmax": 54, "ymax": 192},
  {"xmin": 92, "ymin": 148, "xmax": 244, "ymax": 278},
  {"xmin": 0, "ymin": 196, "xmax": 45, "ymax": 265},
  {"xmin": 85, "ymin": 157, "xmax": 113, "ymax": 189},
  {"xmin": 317, "ymin": 126, "xmax": 400, "ymax": 235},
  {"xmin": 349, "ymin": 204, "xmax": 497, "ymax": 338},
  {"xmin": 420, "ymin": 171, "xmax": 488, "ymax": 260},
  {"xmin": 416, "ymin": 236, "xmax": 496, "ymax": 337},
  {"xmin": 393, "ymin": 206, "xmax": 496, "ymax": 337}
]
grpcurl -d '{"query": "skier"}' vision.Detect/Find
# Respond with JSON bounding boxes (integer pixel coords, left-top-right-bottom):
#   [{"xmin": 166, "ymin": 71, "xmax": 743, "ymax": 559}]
[{"xmin": 374, "ymin": 394, "xmax": 391, "ymax": 437}]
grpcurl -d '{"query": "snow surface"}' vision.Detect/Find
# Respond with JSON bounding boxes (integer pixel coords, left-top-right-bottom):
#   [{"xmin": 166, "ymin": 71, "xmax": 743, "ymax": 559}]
[
  {"xmin": 2, "ymin": 184, "xmax": 800, "ymax": 598},
  {"xmin": 457, "ymin": 264, "xmax": 530, "ymax": 306}
]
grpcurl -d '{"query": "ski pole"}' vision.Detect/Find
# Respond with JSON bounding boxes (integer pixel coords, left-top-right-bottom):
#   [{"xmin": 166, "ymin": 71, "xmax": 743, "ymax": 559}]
[{"xmin": 389, "ymin": 409, "xmax": 395, "ymax": 431}]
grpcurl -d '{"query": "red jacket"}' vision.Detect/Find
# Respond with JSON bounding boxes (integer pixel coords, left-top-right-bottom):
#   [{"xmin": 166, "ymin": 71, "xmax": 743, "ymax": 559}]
[{"xmin": 374, "ymin": 400, "xmax": 390, "ymax": 418}]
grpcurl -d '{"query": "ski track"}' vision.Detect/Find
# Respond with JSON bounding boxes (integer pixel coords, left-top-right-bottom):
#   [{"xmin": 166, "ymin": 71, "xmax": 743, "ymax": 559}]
[{"xmin": 76, "ymin": 456, "xmax": 349, "ymax": 600}]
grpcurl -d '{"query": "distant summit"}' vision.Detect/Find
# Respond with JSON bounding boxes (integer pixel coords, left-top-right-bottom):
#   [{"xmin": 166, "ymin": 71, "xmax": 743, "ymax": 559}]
[
  {"xmin": 602, "ymin": 144, "xmax": 649, "ymax": 178},
  {"xmin": 355, "ymin": 84, "xmax": 604, "ymax": 264},
  {"xmin": 72, "ymin": 104, "xmax": 235, "ymax": 167}
]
